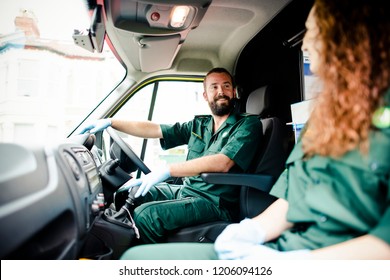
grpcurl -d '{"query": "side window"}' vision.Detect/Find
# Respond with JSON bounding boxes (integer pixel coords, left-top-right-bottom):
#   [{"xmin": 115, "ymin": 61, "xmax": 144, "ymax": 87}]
[
  {"xmin": 147, "ymin": 81, "xmax": 208, "ymax": 169},
  {"xmin": 105, "ymin": 83, "xmax": 154, "ymax": 167},
  {"xmin": 107, "ymin": 79, "xmax": 209, "ymax": 175}
]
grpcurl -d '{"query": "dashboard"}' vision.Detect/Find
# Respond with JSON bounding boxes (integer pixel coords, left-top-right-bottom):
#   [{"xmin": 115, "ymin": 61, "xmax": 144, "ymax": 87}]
[{"xmin": 0, "ymin": 134, "xmax": 105, "ymax": 259}]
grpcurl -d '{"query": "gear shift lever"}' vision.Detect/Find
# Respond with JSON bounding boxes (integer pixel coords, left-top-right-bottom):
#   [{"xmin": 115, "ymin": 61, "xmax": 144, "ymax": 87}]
[{"xmin": 102, "ymin": 186, "xmax": 141, "ymax": 238}]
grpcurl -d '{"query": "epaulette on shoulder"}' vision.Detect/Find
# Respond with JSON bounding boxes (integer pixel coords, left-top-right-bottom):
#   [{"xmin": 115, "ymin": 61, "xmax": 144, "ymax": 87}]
[
  {"xmin": 238, "ymin": 112, "xmax": 257, "ymax": 117},
  {"xmin": 195, "ymin": 114, "xmax": 212, "ymax": 119}
]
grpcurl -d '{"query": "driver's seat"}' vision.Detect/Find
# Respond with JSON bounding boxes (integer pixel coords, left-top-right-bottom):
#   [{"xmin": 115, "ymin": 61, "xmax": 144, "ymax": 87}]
[{"xmin": 166, "ymin": 85, "xmax": 288, "ymax": 243}]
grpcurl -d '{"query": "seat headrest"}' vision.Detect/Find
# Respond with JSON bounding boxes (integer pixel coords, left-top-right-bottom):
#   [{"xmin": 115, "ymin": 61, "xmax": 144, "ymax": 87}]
[{"xmin": 246, "ymin": 86, "xmax": 270, "ymax": 116}]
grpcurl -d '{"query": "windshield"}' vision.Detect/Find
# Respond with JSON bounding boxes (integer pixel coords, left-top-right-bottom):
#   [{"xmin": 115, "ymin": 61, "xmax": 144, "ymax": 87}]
[{"xmin": 0, "ymin": 0, "xmax": 125, "ymax": 145}]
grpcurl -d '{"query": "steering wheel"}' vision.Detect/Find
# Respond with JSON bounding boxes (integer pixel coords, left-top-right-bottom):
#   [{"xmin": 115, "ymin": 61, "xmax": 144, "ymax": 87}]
[{"xmin": 106, "ymin": 126, "xmax": 151, "ymax": 175}]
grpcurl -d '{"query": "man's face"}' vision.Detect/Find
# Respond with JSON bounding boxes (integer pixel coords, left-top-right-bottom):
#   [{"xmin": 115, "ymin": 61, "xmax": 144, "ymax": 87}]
[{"xmin": 203, "ymin": 72, "xmax": 235, "ymax": 116}]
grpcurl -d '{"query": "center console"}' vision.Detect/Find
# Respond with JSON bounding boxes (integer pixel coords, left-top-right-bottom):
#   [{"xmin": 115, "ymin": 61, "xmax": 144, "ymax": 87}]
[{"xmin": 60, "ymin": 143, "xmax": 136, "ymax": 259}]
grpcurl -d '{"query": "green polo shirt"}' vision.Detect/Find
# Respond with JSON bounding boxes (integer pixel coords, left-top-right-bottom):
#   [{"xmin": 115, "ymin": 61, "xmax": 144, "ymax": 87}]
[
  {"xmin": 270, "ymin": 96, "xmax": 390, "ymax": 250},
  {"xmin": 160, "ymin": 113, "xmax": 262, "ymax": 210}
]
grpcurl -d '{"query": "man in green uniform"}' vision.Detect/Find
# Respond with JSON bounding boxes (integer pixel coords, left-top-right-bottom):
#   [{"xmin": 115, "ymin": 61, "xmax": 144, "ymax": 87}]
[{"xmin": 81, "ymin": 67, "xmax": 262, "ymax": 243}]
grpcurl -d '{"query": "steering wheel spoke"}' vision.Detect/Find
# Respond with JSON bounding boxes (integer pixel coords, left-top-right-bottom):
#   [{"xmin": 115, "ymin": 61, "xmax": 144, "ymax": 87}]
[{"xmin": 106, "ymin": 126, "xmax": 151, "ymax": 175}]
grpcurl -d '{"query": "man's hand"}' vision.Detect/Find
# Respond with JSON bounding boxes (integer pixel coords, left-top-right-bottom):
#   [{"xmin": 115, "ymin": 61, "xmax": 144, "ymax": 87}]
[
  {"xmin": 122, "ymin": 166, "xmax": 171, "ymax": 198},
  {"xmin": 79, "ymin": 118, "xmax": 112, "ymax": 134},
  {"xmin": 214, "ymin": 218, "xmax": 267, "ymax": 260}
]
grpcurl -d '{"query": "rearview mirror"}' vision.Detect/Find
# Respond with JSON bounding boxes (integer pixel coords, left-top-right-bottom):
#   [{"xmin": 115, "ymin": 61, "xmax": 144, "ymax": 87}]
[{"xmin": 72, "ymin": 5, "xmax": 105, "ymax": 53}]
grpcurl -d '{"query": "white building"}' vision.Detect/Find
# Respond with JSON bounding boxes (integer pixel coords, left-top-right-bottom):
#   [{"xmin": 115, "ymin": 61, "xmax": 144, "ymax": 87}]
[{"xmin": 0, "ymin": 11, "xmax": 123, "ymax": 145}]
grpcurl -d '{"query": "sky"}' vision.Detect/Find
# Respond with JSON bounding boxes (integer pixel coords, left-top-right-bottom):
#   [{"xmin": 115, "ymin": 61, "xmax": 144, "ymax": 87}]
[{"xmin": 0, "ymin": 0, "xmax": 90, "ymax": 41}]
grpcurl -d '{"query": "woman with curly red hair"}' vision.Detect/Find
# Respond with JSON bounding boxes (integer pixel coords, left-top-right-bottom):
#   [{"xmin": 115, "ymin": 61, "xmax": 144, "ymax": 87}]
[
  {"xmin": 120, "ymin": 0, "xmax": 390, "ymax": 260},
  {"xmin": 302, "ymin": 0, "xmax": 390, "ymax": 158}
]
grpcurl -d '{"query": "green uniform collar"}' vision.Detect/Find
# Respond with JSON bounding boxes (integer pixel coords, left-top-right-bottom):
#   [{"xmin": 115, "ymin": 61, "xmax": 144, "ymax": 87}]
[{"xmin": 211, "ymin": 113, "xmax": 239, "ymax": 135}]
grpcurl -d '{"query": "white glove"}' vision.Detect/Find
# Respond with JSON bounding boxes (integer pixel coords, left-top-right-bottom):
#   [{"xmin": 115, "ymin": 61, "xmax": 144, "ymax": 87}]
[
  {"xmin": 122, "ymin": 166, "xmax": 171, "ymax": 198},
  {"xmin": 214, "ymin": 218, "xmax": 267, "ymax": 260},
  {"xmin": 79, "ymin": 118, "xmax": 112, "ymax": 134},
  {"xmin": 240, "ymin": 244, "xmax": 310, "ymax": 260}
]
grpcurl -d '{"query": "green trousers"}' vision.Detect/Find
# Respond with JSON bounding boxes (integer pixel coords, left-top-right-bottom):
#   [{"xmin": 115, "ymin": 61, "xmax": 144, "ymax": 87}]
[
  {"xmin": 120, "ymin": 243, "xmax": 218, "ymax": 260},
  {"xmin": 123, "ymin": 183, "xmax": 230, "ymax": 243}
]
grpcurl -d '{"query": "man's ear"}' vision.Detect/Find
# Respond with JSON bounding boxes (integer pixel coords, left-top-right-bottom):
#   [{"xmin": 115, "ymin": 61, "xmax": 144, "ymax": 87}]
[{"xmin": 203, "ymin": 91, "xmax": 208, "ymax": 101}]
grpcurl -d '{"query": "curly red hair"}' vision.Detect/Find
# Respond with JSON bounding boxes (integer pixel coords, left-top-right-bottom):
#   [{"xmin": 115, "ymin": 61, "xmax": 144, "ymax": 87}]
[{"xmin": 302, "ymin": 0, "xmax": 390, "ymax": 157}]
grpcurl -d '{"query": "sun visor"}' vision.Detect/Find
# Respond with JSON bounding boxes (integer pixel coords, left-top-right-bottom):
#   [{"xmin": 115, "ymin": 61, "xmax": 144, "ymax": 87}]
[{"xmin": 138, "ymin": 35, "xmax": 181, "ymax": 72}]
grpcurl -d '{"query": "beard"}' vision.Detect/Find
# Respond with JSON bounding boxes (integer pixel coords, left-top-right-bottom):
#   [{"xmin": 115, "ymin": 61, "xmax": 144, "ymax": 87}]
[{"xmin": 208, "ymin": 96, "xmax": 234, "ymax": 116}]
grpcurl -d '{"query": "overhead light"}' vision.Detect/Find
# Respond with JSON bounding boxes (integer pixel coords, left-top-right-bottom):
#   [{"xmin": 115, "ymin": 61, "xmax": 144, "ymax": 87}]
[{"xmin": 170, "ymin": 6, "xmax": 190, "ymax": 28}]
